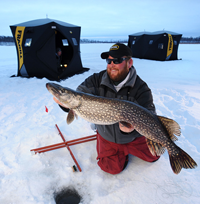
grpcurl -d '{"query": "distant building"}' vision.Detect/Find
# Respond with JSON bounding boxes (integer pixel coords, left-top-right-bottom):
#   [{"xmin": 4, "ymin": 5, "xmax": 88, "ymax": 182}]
[
  {"xmin": 10, "ymin": 18, "xmax": 88, "ymax": 80},
  {"xmin": 128, "ymin": 31, "xmax": 182, "ymax": 61}
]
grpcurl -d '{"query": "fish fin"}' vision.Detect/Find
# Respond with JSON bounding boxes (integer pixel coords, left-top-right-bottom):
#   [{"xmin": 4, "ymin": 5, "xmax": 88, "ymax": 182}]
[
  {"xmin": 169, "ymin": 145, "xmax": 197, "ymax": 174},
  {"xmin": 146, "ymin": 138, "xmax": 166, "ymax": 156},
  {"xmin": 119, "ymin": 121, "xmax": 133, "ymax": 129},
  {"xmin": 66, "ymin": 110, "xmax": 75, "ymax": 124},
  {"xmin": 157, "ymin": 116, "xmax": 181, "ymax": 141}
]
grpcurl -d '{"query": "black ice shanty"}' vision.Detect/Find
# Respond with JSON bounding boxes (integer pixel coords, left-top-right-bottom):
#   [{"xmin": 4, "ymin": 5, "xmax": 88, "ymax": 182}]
[
  {"xmin": 128, "ymin": 31, "xmax": 182, "ymax": 61},
  {"xmin": 10, "ymin": 18, "xmax": 87, "ymax": 80}
]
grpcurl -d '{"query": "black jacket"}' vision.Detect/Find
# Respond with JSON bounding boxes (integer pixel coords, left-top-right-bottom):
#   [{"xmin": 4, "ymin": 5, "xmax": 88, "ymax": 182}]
[{"xmin": 76, "ymin": 66, "xmax": 156, "ymax": 144}]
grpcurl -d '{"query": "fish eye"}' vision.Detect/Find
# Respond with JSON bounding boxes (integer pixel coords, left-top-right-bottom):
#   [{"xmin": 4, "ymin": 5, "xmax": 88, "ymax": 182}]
[{"xmin": 60, "ymin": 88, "xmax": 65, "ymax": 93}]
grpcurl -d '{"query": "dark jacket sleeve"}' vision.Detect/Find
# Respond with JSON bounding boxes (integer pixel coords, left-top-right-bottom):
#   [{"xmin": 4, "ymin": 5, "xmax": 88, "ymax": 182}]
[
  {"xmin": 134, "ymin": 76, "xmax": 156, "ymax": 114},
  {"xmin": 76, "ymin": 70, "xmax": 106, "ymax": 95},
  {"xmin": 58, "ymin": 105, "xmax": 70, "ymax": 113}
]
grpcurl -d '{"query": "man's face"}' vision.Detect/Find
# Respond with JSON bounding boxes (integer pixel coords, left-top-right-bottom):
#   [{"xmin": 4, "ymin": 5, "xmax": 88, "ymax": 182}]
[
  {"xmin": 57, "ymin": 51, "xmax": 62, "ymax": 56},
  {"xmin": 106, "ymin": 56, "xmax": 132, "ymax": 82}
]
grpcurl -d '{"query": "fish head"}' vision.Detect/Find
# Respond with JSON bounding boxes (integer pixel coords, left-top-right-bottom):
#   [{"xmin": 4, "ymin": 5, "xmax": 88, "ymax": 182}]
[{"xmin": 46, "ymin": 83, "xmax": 78, "ymax": 109}]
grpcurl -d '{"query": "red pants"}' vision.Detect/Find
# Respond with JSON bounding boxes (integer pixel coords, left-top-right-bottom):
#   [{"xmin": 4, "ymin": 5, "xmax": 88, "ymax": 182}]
[{"xmin": 96, "ymin": 132, "xmax": 160, "ymax": 174}]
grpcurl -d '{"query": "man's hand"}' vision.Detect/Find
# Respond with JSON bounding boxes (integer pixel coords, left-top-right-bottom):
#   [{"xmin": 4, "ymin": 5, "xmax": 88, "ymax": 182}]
[
  {"xmin": 119, "ymin": 122, "xmax": 134, "ymax": 133},
  {"xmin": 53, "ymin": 97, "xmax": 65, "ymax": 107}
]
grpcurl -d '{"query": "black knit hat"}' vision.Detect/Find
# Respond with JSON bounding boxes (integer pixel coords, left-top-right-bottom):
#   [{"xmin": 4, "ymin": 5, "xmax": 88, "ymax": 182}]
[{"xmin": 101, "ymin": 43, "xmax": 132, "ymax": 59}]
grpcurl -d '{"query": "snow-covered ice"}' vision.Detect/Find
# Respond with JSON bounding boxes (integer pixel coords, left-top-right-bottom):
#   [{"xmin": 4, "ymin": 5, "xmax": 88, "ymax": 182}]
[{"xmin": 0, "ymin": 43, "xmax": 200, "ymax": 204}]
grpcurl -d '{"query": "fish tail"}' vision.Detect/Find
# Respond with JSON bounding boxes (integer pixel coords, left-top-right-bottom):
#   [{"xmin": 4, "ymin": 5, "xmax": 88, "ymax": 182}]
[{"xmin": 169, "ymin": 146, "xmax": 197, "ymax": 174}]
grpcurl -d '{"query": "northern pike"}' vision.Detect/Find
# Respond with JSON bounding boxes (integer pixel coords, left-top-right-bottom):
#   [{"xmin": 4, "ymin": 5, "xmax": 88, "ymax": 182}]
[{"xmin": 46, "ymin": 82, "xmax": 197, "ymax": 174}]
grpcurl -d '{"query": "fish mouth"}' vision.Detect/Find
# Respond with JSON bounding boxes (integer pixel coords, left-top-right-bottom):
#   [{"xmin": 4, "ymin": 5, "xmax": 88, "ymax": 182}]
[
  {"xmin": 46, "ymin": 83, "xmax": 61, "ymax": 98},
  {"xmin": 46, "ymin": 83, "xmax": 50, "ymax": 90}
]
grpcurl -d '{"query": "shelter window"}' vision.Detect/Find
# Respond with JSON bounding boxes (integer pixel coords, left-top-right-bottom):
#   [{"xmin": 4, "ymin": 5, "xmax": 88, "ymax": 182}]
[
  {"xmin": 62, "ymin": 39, "xmax": 69, "ymax": 46},
  {"xmin": 24, "ymin": 38, "xmax": 32, "ymax": 47},
  {"xmin": 174, "ymin": 41, "xmax": 177, "ymax": 45},
  {"xmin": 149, "ymin": 40, "xmax": 153, "ymax": 45},
  {"xmin": 72, "ymin": 38, "xmax": 78, "ymax": 46},
  {"xmin": 132, "ymin": 40, "xmax": 135, "ymax": 45},
  {"xmin": 158, "ymin": 43, "xmax": 164, "ymax": 49}
]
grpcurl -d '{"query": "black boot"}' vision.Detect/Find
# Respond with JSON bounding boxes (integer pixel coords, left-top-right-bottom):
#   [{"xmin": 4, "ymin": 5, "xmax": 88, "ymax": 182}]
[{"xmin": 123, "ymin": 155, "xmax": 129, "ymax": 170}]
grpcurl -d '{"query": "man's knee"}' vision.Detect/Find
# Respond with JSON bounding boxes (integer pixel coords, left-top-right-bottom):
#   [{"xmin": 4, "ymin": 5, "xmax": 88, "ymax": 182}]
[{"xmin": 97, "ymin": 154, "xmax": 127, "ymax": 175}]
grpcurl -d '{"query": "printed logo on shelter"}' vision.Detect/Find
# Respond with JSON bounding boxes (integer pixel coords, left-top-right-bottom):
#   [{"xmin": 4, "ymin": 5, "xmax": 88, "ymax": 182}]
[
  {"xmin": 166, "ymin": 34, "xmax": 173, "ymax": 60},
  {"xmin": 110, "ymin": 44, "xmax": 119, "ymax": 50},
  {"xmin": 15, "ymin": 26, "xmax": 25, "ymax": 70}
]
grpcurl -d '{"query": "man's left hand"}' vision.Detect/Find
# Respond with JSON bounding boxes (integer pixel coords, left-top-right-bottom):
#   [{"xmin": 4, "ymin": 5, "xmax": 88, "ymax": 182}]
[{"xmin": 119, "ymin": 122, "xmax": 134, "ymax": 133}]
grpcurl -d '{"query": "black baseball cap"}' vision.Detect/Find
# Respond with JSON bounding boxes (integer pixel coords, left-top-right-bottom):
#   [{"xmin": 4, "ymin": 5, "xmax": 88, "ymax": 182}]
[
  {"xmin": 56, "ymin": 47, "xmax": 62, "ymax": 52},
  {"xmin": 101, "ymin": 43, "xmax": 133, "ymax": 59}
]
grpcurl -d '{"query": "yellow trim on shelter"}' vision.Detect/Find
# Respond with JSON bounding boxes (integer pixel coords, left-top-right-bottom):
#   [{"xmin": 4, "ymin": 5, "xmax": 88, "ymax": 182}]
[
  {"xmin": 15, "ymin": 26, "xmax": 25, "ymax": 70},
  {"xmin": 166, "ymin": 34, "xmax": 173, "ymax": 59}
]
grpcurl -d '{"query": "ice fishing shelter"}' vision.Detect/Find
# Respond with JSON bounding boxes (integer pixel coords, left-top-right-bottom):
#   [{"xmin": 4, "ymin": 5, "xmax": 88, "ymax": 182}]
[
  {"xmin": 128, "ymin": 31, "xmax": 182, "ymax": 61},
  {"xmin": 10, "ymin": 18, "xmax": 86, "ymax": 80}
]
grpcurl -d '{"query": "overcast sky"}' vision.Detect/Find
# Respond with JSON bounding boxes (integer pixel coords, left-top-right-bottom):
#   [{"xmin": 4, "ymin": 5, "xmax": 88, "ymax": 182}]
[{"xmin": 1, "ymin": 0, "xmax": 200, "ymax": 39}]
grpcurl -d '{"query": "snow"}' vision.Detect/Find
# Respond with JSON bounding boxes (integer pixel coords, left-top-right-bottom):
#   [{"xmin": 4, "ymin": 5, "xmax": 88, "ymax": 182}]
[{"xmin": 0, "ymin": 43, "xmax": 200, "ymax": 204}]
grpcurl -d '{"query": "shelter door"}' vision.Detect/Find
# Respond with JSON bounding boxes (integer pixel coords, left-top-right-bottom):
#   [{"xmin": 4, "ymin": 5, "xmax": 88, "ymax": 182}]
[{"xmin": 37, "ymin": 34, "xmax": 58, "ymax": 74}]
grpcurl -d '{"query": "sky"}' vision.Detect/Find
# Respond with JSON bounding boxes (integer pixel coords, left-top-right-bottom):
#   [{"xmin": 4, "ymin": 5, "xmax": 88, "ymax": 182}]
[{"xmin": 0, "ymin": 0, "xmax": 200, "ymax": 39}]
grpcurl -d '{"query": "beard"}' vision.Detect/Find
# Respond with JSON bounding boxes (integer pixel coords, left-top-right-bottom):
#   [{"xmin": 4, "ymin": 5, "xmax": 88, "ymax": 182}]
[{"xmin": 107, "ymin": 63, "xmax": 130, "ymax": 82}]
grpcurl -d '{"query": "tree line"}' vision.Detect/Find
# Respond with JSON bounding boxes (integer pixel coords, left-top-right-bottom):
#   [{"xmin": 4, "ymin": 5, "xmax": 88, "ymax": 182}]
[
  {"xmin": 180, "ymin": 37, "xmax": 200, "ymax": 43},
  {"xmin": 0, "ymin": 36, "xmax": 14, "ymax": 42},
  {"xmin": 0, "ymin": 35, "xmax": 200, "ymax": 44},
  {"xmin": 0, "ymin": 36, "xmax": 127, "ymax": 44}
]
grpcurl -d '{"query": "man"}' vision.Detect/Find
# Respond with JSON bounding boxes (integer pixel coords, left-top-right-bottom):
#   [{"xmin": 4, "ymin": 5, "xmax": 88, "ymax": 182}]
[
  {"xmin": 56, "ymin": 47, "xmax": 63, "ymax": 72},
  {"xmin": 54, "ymin": 43, "xmax": 159, "ymax": 174}
]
